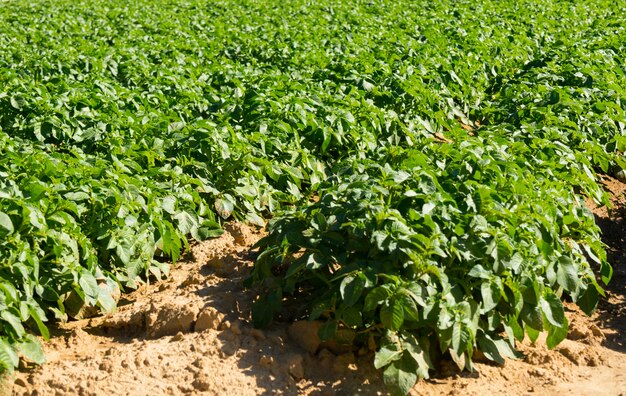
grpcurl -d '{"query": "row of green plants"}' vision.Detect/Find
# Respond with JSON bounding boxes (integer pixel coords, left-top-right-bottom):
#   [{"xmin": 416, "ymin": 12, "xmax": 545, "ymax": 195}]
[
  {"xmin": 0, "ymin": 130, "xmax": 222, "ymax": 366},
  {"xmin": 249, "ymin": 140, "xmax": 610, "ymax": 395},
  {"xmin": 0, "ymin": 0, "xmax": 624, "ymax": 393}
]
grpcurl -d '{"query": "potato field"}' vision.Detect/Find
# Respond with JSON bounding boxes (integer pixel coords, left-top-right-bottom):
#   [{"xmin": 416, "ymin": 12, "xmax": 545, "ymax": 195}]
[{"xmin": 0, "ymin": 0, "xmax": 625, "ymax": 394}]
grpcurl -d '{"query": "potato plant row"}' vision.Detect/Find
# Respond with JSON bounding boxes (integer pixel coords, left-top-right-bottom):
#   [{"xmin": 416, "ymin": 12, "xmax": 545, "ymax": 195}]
[{"xmin": 0, "ymin": 0, "xmax": 624, "ymax": 393}]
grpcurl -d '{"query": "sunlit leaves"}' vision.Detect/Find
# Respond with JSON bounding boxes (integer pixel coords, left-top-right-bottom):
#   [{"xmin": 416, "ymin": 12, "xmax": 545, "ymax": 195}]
[
  {"xmin": 0, "ymin": 0, "xmax": 622, "ymax": 388},
  {"xmin": 250, "ymin": 143, "xmax": 610, "ymax": 393}
]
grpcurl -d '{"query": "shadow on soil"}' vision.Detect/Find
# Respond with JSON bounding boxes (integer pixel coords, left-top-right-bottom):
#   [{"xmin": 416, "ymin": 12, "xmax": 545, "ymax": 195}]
[
  {"xmin": 592, "ymin": 176, "xmax": 626, "ymax": 354},
  {"xmin": 194, "ymin": 249, "xmax": 389, "ymax": 396}
]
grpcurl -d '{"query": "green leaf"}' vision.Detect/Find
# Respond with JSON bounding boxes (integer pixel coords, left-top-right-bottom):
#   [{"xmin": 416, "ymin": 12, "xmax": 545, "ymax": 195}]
[
  {"xmin": 161, "ymin": 196, "xmax": 176, "ymax": 214},
  {"xmin": 318, "ymin": 320, "xmax": 337, "ymax": 341},
  {"xmin": 521, "ymin": 277, "xmax": 540, "ymax": 305},
  {"xmin": 383, "ymin": 354, "xmax": 418, "ymax": 396},
  {"xmin": 374, "ymin": 342, "xmax": 402, "ymax": 369},
  {"xmin": 28, "ymin": 305, "xmax": 49, "ymax": 340},
  {"xmin": 252, "ymin": 287, "xmax": 283, "ymax": 328},
  {"xmin": 64, "ymin": 192, "xmax": 90, "ymax": 201},
  {"xmin": 245, "ymin": 212, "xmax": 266, "ymax": 227},
  {"xmin": 576, "ymin": 284, "xmax": 599, "ymax": 316},
  {"xmin": 478, "ymin": 333, "xmax": 518, "ymax": 365},
  {"xmin": 339, "ymin": 273, "xmax": 366, "ymax": 306},
  {"xmin": 161, "ymin": 222, "xmax": 182, "ymax": 263},
  {"xmin": 556, "ymin": 256, "xmax": 579, "ymax": 292},
  {"xmin": 0, "ymin": 212, "xmax": 14, "ymax": 235},
  {"xmin": 449, "ymin": 348, "xmax": 467, "ymax": 371},
  {"xmin": 539, "ymin": 291, "xmax": 565, "ymax": 327},
  {"xmin": 10, "ymin": 95, "xmax": 23, "ymax": 110},
  {"xmin": 340, "ymin": 306, "xmax": 363, "ymax": 328},
  {"xmin": 501, "ymin": 253, "xmax": 523, "ymax": 272},
  {"xmin": 215, "ymin": 196, "xmax": 235, "ymax": 219},
  {"xmin": 97, "ymin": 280, "xmax": 119, "ymax": 313},
  {"xmin": 396, "ymin": 292, "xmax": 419, "ymax": 322},
  {"xmin": 402, "ymin": 334, "xmax": 433, "ymax": 378},
  {"xmin": 16, "ymin": 335, "xmax": 45, "ymax": 365},
  {"xmin": 1, "ymin": 311, "xmax": 25, "ymax": 338},
  {"xmin": 363, "ymin": 286, "xmax": 392, "ymax": 311},
  {"xmin": 0, "ymin": 283, "xmax": 18, "ymax": 304},
  {"xmin": 437, "ymin": 325, "xmax": 453, "ymax": 352},
  {"xmin": 192, "ymin": 226, "xmax": 224, "ymax": 240},
  {"xmin": 600, "ymin": 260, "xmax": 613, "ymax": 285},
  {"xmin": 173, "ymin": 210, "xmax": 198, "ymax": 235},
  {"xmin": 451, "ymin": 321, "xmax": 470, "ymax": 358},
  {"xmin": 546, "ymin": 316, "xmax": 569, "ymax": 350},
  {"xmin": 521, "ymin": 303, "xmax": 544, "ymax": 331},
  {"xmin": 79, "ymin": 270, "xmax": 99, "ymax": 303},
  {"xmin": 468, "ymin": 265, "xmax": 490, "ymax": 279},
  {"xmin": 381, "ymin": 300, "xmax": 405, "ymax": 331},
  {"xmin": 526, "ymin": 326, "xmax": 540, "ymax": 343},
  {"xmin": 506, "ymin": 316, "xmax": 525, "ymax": 342},
  {"xmin": 481, "ymin": 280, "xmax": 501, "ymax": 312},
  {"xmin": 0, "ymin": 338, "xmax": 18, "ymax": 371}
]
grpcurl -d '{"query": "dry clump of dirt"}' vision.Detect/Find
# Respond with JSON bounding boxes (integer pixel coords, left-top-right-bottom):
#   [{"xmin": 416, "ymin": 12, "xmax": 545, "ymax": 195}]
[{"xmin": 9, "ymin": 178, "xmax": 626, "ymax": 396}]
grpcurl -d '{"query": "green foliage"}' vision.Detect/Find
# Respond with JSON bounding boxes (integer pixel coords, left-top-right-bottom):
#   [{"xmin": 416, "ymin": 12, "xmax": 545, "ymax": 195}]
[
  {"xmin": 0, "ymin": 0, "xmax": 623, "ymax": 392},
  {"xmin": 250, "ymin": 148, "xmax": 609, "ymax": 393}
]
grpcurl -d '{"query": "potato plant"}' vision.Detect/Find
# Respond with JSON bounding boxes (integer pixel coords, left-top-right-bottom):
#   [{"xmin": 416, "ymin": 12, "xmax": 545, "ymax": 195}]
[
  {"xmin": 0, "ymin": 0, "xmax": 624, "ymax": 393},
  {"xmin": 249, "ymin": 142, "xmax": 609, "ymax": 394}
]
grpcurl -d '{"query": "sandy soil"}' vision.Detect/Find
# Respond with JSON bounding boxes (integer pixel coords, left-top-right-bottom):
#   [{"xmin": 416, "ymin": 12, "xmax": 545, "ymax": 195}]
[{"xmin": 7, "ymin": 178, "xmax": 626, "ymax": 396}]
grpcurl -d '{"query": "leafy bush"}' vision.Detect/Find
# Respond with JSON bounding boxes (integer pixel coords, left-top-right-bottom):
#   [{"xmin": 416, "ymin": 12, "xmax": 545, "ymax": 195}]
[
  {"xmin": 0, "ymin": 132, "xmax": 223, "ymax": 370},
  {"xmin": 249, "ymin": 143, "xmax": 611, "ymax": 395}
]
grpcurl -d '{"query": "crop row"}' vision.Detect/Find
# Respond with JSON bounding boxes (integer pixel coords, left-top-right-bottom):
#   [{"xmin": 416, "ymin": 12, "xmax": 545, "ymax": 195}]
[{"xmin": 0, "ymin": 0, "xmax": 625, "ymax": 393}]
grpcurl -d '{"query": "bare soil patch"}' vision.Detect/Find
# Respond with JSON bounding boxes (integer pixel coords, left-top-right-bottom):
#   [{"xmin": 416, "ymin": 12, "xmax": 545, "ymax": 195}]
[{"xmin": 9, "ymin": 179, "xmax": 626, "ymax": 395}]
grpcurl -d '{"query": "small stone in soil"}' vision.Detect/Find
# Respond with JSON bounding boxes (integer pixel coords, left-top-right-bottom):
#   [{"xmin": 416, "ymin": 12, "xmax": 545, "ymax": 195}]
[
  {"xmin": 259, "ymin": 355, "xmax": 274, "ymax": 367},
  {"xmin": 287, "ymin": 354, "xmax": 305, "ymax": 380},
  {"xmin": 249, "ymin": 328, "xmax": 266, "ymax": 341},
  {"xmin": 230, "ymin": 320, "xmax": 242, "ymax": 335},
  {"xmin": 195, "ymin": 307, "xmax": 224, "ymax": 332},
  {"xmin": 171, "ymin": 331, "xmax": 185, "ymax": 342},
  {"xmin": 288, "ymin": 320, "xmax": 321, "ymax": 354}
]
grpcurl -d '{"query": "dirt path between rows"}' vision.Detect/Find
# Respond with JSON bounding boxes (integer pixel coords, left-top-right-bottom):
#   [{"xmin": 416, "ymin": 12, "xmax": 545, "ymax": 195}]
[{"xmin": 7, "ymin": 176, "xmax": 626, "ymax": 396}]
